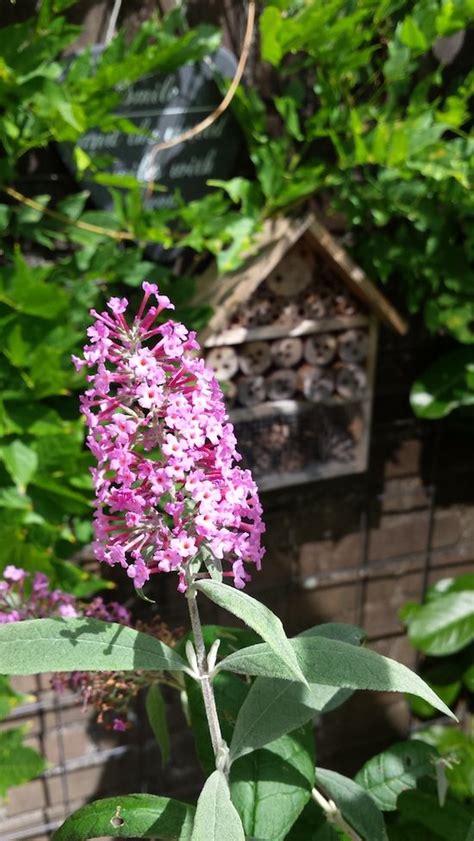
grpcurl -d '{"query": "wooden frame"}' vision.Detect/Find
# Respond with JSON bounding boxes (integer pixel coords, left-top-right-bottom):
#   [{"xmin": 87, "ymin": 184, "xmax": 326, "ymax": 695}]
[{"xmin": 195, "ymin": 213, "xmax": 405, "ymax": 489}]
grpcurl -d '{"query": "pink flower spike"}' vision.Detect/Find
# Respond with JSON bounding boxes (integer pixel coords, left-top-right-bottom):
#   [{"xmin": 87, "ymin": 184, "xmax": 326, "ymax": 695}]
[{"xmin": 76, "ymin": 284, "xmax": 265, "ymax": 592}]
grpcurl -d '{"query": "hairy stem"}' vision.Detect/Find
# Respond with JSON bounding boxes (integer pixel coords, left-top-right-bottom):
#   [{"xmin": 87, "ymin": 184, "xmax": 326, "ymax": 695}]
[
  {"xmin": 186, "ymin": 590, "xmax": 226, "ymax": 766},
  {"xmin": 311, "ymin": 786, "xmax": 363, "ymax": 841}
]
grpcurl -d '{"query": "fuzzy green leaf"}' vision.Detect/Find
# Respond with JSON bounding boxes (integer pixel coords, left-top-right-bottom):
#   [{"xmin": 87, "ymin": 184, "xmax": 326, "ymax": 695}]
[
  {"xmin": 191, "ymin": 770, "xmax": 245, "ymax": 841},
  {"xmin": 316, "ymin": 768, "xmax": 388, "ymax": 841},
  {"xmin": 220, "ymin": 635, "xmax": 455, "ymax": 720},
  {"xmin": 229, "ymin": 624, "xmax": 363, "ymax": 762},
  {"xmin": 194, "ymin": 581, "xmax": 307, "ymax": 686},
  {"xmin": 0, "ymin": 618, "xmax": 188, "ymax": 674}
]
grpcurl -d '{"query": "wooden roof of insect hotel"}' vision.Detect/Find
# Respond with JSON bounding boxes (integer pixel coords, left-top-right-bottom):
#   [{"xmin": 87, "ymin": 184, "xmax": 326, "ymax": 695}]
[{"xmin": 194, "ymin": 213, "xmax": 408, "ymax": 346}]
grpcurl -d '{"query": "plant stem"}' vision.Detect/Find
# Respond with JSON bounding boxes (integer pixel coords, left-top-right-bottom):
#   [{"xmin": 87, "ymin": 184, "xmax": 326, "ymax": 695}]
[
  {"xmin": 186, "ymin": 590, "xmax": 227, "ymax": 766},
  {"xmin": 311, "ymin": 786, "xmax": 363, "ymax": 841}
]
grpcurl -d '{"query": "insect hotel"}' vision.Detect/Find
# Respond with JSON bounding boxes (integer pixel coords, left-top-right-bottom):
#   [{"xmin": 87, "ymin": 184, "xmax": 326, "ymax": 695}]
[{"xmin": 195, "ymin": 215, "xmax": 407, "ymax": 490}]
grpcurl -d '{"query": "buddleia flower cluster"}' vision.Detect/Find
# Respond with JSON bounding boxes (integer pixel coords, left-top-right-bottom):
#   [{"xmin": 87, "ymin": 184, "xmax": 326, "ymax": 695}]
[
  {"xmin": 0, "ymin": 565, "xmax": 129, "ymax": 625},
  {"xmin": 73, "ymin": 283, "xmax": 265, "ymax": 592}
]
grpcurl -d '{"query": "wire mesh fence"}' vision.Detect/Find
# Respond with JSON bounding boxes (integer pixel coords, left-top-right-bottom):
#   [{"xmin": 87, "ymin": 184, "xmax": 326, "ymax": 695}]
[{"xmin": 2, "ymin": 415, "xmax": 472, "ymax": 840}]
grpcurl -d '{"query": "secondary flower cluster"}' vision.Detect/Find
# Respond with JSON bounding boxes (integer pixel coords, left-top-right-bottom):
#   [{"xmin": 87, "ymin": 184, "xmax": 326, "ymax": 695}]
[
  {"xmin": 0, "ymin": 565, "xmax": 129, "ymax": 626},
  {"xmin": 66, "ymin": 616, "xmax": 183, "ymax": 732},
  {"xmin": 74, "ymin": 282, "xmax": 265, "ymax": 591}
]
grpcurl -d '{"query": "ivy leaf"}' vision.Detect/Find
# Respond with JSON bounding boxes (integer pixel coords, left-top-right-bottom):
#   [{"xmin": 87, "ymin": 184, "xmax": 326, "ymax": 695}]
[
  {"xmin": 260, "ymin": 6, "xmax": 284, "ymax": 66},
  {"xmin": 191, "ymin": 770, "xmax": 245, "ymax": 841},
  {"xmin": 146, "ymin": 683, "xmax": 170, "ymax": 767},
  {"xmin": 230, "ymin": 725, "xmax": 315, "ymax": 841},
  {"xmin": 52, "ymin": 794, "xmax": 195, "ymax": 840},
  {"xmin": 0, "ymin": 618, "xmax": 188, "ymax": 674},
  {"xmin": 316, "ymin": 768, "xmax": 388, "ymax": 841},
  {"xmin": 0, "ymin": 727, "xmax": 47, "ymax": 797},
  {"xmin": 275, "ymin": 95, "xmax": 303, "ymax": 140},
  {"xmin": 0, "ymin": 251, "xmax": 69, "ymax": 319},
  {"xmin": 0, "ymin": 675, "xmax": 33, "ymax": 721},
  {"xmin": 410, "ymin": 349, "xmax": 474, "ymax": 419},
  {"xmin": 0, "ymin": 440, "xmax": 38, "ymax": 492},
  {"xmin": 407, "ymin": 591, "xmax": 474, "ymax": 655},
  {"xmin": 194, "ymin": 580, "xmax": 307, "ymax": 686},
  {"xmin": 399, "ymin": 17, "xmax": 429, "ymax": 51},
  {"xmin": 355, "ymin": 740, "xmax": 437, "ymax": 811}
]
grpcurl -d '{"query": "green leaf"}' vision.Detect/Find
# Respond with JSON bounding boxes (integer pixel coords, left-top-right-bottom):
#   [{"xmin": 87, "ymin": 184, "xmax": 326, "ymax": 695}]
[
  {"xmin": 394, "ymin": 783, "xmax": 474, "ymax": 840},
  {"xmin": 229, "ymin": 624, "xmax": 363, "ymax": 762},
  {"xmin": 407, "ymin": 591, "xmax": 474, "ymax": 655},
  {"xmin": 52, "ymin": 794, "xmax": 195, "ymax": 840},
  {"xmin": 275, "ymin": 95, "xmax": 303, "ymax": 140},
  {"xmin": 407, "ymin": 655, "xmax": 466, "ymax": 719},
  {"xmin": 412, "ymin": 725, "xmax": 474, "ymax": 801},
  {"xmin": 0, "ymin": 440, "xmax": 38, "ymax": 492},
  {"xmin": 0, "ymin": 252, "xmax": 68, "ymax": 320},
  {"xmin": 0, "ymin": 727, "xmax": 47, "ymax": 797},
  {"xmin": 355, "ymin": 740, "xmax": 437, "ymax": 811},
  {"xmin": 230, "ymin": 725, "xmax": 315, "ymax": 841},
  {"xmin": 146, "ymin": 683, "xmax": 170, "ymax": 767},
  {"xmin": 0, "ymin": 675, "xmax": 32, "ymax": 721},
  {"xmin": 410, "ymin": 349, "xmax": 474, "ymax": 420},
  {"xmin": 463, "ymin": 661, "xmax": 474, "ymax": 692},
  {"xmin": 316, "ymin": 768, "xmax": 388, "ymax": 841},
  {"xmin": 219, "ymin": 635, "xmax": 456, "ymax": 720},
  {"xmin": 407, "ymin": 677, "xmax": 462, "ymax": 720},
  {"xmin": 426, "ymin": 574, "xmax": 474, "ymax": 601},
  {"xmin": 260, "ymin": 7, "xmax": 284, "ymax": 66},
  {"xmin": 194, "ymin": 581, "xmax": 307, "ymax": 686},
  {"xmin": 399, "ymin": 17, "xmax": 428, "ymax": 51},
  {"xmin": 191, "ymin": 770, "xmax": 245, "ymax": 841},
  {"xmin": 0, "ymin": 618, "xmax": 188, "ymax": 675},
  {"xmin": 286, "ymin": 799, "xmax": 340, "ymax": 840}
]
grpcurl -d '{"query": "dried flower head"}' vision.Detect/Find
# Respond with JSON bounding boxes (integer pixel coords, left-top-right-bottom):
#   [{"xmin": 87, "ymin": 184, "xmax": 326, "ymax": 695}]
[{"xmin": 74, "ymin": 283, "xmax": 265, "ymax": 592}]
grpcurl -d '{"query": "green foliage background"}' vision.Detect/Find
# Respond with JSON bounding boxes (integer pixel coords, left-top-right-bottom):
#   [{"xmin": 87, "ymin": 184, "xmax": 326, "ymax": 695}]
[{"xmin": 0, "ymin": 0, "xmax": 472, "ymax": 813}]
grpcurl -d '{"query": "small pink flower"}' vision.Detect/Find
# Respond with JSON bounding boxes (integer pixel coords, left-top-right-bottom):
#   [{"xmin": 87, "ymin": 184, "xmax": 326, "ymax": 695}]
[
  {"xmin": 58, "ymin": 604, "xmax": 79, "ymax": 619},
  {"xmin": 108, "ymin": 297, "xmax": 128, "ymax": 315},
  {"xmin": 4, "ymin": 565, "xmax": 26, "ymax": 582},
  {"xmin": 170, "ymin": 533, "xmax": 198, "ymax": 559}
]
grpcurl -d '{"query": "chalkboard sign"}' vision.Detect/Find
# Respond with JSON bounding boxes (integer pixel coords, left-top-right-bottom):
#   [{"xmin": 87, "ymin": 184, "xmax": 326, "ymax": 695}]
[{"xmin": 63, "ymin": 48, "xmax": 243, "ymax": 210}]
